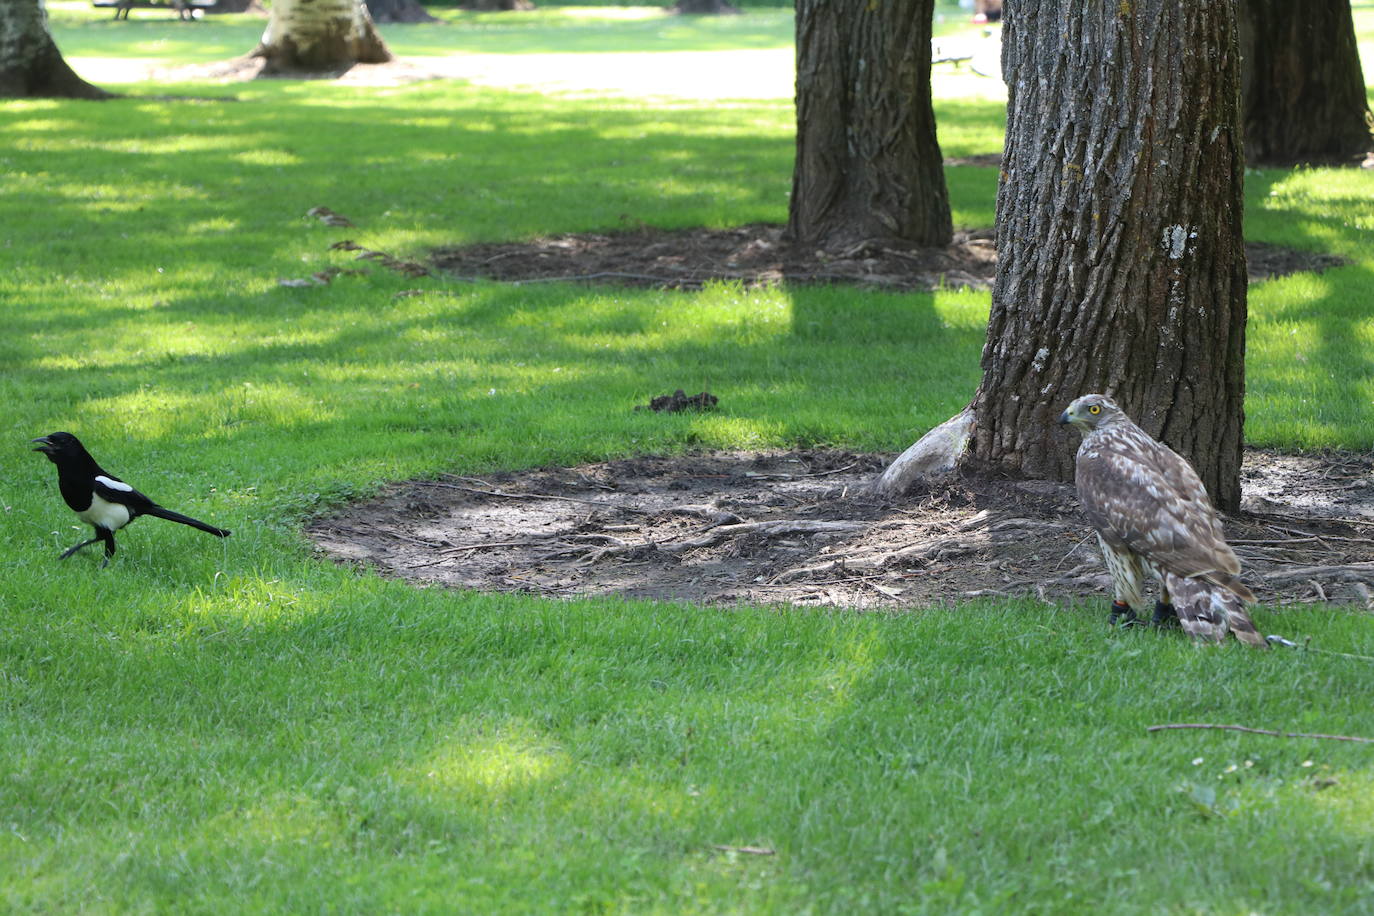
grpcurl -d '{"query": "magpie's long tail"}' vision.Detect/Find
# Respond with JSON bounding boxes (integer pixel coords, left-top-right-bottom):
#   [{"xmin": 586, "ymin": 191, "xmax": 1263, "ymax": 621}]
[{"xmin": 144, "ymin": 505, "xmax": 231, "ymax": 537}]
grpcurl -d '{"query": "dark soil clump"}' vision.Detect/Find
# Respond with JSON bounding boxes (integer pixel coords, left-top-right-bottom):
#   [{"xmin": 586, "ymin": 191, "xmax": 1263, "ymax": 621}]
[{"xmin": 636, "ymin": 390, "xmax": 718, "ymax": 413}]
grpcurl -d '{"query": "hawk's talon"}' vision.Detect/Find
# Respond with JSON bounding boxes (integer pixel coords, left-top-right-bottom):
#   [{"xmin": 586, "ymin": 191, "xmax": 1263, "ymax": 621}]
[
  {"xmin": 1108, "ymin": 601, "xmax": 1140, "ymax": 628},
  {"xmin": 1151, "ymin": 600, "xmax": 1180, "ymax": 629}
]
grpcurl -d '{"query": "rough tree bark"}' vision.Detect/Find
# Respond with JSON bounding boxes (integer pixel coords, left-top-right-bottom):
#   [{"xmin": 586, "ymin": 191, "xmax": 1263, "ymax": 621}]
[
  {"xmin": 879, "ymin": 0, "xmax": 1248, "ymax": 511},
  {"xmin": 1, "ymin": 0, "xmax": 111, "ymax": 99},
  {"xmin": 1239, "ymin": 0, "xmax": 1374, "ymax": 166},
  {"xmin": 253, "ymin": 0, "xmax": 392, "ymax": 73},
  {"xmin": 788, "ymin": 0, "xmax": 951, "ymax": 251}
]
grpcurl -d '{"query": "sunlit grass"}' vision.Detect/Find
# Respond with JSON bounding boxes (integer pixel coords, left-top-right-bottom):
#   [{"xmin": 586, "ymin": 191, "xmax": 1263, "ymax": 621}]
[{"xmin": 2, "ymin": 6, "xmax": 1374, "ymax": 914}]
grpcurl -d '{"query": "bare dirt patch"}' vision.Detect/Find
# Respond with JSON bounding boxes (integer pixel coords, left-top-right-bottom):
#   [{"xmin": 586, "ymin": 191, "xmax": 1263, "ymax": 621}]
[
  {"xmin": 147, "ymin": 55, "xmax": 453, "ymax": 86},
  {"xmin": 308, "ymin": 449, "xmax": 1374, "ymax": 612},
  {"xmin": 429, "ymin": 224, "xmax": 1347, "ymax": 293}
]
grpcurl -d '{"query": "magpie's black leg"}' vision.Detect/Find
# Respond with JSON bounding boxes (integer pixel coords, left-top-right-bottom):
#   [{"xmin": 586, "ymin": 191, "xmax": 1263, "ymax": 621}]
[
  {"xmin": 1151, "ymin": 600, "xmax": 1179, "ymax": 629},
  {"xmin": 99, "ymin": 530, "xmax": 117, "ymax": 569},
  {"xmin": 59, "ymin": 535, "xmax": 102, "ymax": 560},
  {"xmin": 1109, "ymin": 600, "xmax": 1140, "ymax": 627}
]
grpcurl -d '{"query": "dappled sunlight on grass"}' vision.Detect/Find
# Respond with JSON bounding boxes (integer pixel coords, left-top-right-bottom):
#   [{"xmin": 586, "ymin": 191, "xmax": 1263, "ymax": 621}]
[
  {"xmin": 1308, "ymin": 768, "xmax": 1374, "ymax": 834},
  {"xmin": 405, "ymin": 721, "xmax": 572, "ymax": 795},
  {"xmin": 200, "ymin": 792, "xmax": 341, "ymax": 848},
  {"xmin": 231, "ymin": 148, "xmax": 305, "ymax": 167},
  {"xmin": 4, "ymin": 116, "xmax": 87, "ymax": 133},
  {"xmin": 1247, "ymin": 267, "xmax": 1374, "ymax": 448}
]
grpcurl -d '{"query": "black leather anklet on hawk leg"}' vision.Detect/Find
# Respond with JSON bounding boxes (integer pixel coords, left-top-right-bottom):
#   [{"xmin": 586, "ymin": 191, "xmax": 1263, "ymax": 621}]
[{"xmin": 1151, "ymin": 600, "xmax": 1179, "ymax": 629}]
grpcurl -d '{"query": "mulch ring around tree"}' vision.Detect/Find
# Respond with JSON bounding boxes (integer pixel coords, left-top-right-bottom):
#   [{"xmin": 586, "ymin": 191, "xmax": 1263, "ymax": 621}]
[
  {"xmin": 428, "ymin": 224, "xmax": 1348, "ymax": 292},
  {"xmin": 308, "ymin": 448, "xmax": 1374, "ymax": 614}
]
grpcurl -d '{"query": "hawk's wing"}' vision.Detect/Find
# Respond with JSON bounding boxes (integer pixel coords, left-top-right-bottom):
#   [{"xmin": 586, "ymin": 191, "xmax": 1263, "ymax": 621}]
[{"xmin": 1076, "ymin": 427, "xmax": 1241, "ymax": 583}]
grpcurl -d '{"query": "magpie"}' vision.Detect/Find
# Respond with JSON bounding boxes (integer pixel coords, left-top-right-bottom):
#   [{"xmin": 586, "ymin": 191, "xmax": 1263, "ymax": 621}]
[{"xmin": 32, "ymin": 431, "xmax": 230, "ymax": 567}]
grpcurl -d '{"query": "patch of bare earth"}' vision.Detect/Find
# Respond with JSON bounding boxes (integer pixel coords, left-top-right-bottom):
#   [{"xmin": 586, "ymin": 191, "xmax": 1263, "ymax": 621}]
[
  {"xmin": 428, "ymin": 224, "xmax": 1347, "ymax": 292},
  {"xmin": 146, "ymin": 56, "xmax": 450, "ymax": 86},
  {"xmin": 308, "ymin": 449, "xmax": 1374, "ymax": 612}
]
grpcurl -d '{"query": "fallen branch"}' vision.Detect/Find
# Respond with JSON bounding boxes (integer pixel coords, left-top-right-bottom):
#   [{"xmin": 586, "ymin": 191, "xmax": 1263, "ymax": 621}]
[
  {"xmin": 658, "ymin": 519, "xmax": 865, "ymax": 556},
  {"xmin": 754, "ymin": 571, "xmax": 895, "ymax": 589},
  {"xmin": 661, "ymin": 504, "xmax": 745, "ymax": 526},
  {"xmin": 405, "ymin": 540, "xmax": 548, "ymax": 568},
  {"xmin": 1146, "ymin": 723, "xmax": 1374, "ymax": 744},
  {"xmin": 563, "ymin": 533, "xmax": 628, "ymax": 547},
  {"xmin": 1249, "ymin": 509, "xmax": 1374, "ymax": 530},
  {"xmin": 1261, "ymin": 562, "xmax": 1374, "ymax": 584},
  {"xmin": 417, "ymin": 479, "xmax": 645, "ymax": 513},
  {"xmin": 711, "ymin": 844, "xmax": 775, "ymax": 856},
  {"xmin": 579, "ymin": 518, "xmax": 867, "ymax": 566},
  {"xmin": 768, "ymin": 535, "xmax": 973, "ymax": 583},
  {"xmin": 510, "ymin": 271, "xmax": 683, "ymax": 286},
  {"xmin": 744, "ymin": 461, "xmax": 860, "ymax": 480},
  {"xmin": 1260, "ymin": 523, "xmax": 1371, "ymax": 544}
]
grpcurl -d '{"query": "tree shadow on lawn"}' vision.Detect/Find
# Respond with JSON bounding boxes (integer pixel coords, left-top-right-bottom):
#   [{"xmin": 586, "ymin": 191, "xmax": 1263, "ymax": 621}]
[{"xmin": 0, "ymin": 86, "xmax": 794, "ymax": 270}]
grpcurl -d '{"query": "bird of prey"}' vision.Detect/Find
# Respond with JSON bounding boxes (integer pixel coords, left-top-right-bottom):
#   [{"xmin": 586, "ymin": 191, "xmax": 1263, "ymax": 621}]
[
  {"xmin": 32, "ymin": 432, "xmax": 230, "ymax": 567},
  {"xmin": 1059, "ymin": 394, "xmax": 1265, "ymax": 647}
]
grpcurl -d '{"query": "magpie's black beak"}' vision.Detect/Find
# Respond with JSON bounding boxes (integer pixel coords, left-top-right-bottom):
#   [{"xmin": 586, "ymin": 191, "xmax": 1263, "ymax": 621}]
[
  {"xmin": 1057, "ymin": 410, "xmax": 1071, "ymax": 425},
  {"xmin": 31, "ymin": 436, "xmax": 54, "ymax": 453}
]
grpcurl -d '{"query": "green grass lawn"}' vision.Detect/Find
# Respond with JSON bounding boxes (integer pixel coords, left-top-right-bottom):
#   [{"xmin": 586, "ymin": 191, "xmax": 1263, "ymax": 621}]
[{"xmin": 2, "ymin": 6, "xmax": 1374, "ymax": 913}]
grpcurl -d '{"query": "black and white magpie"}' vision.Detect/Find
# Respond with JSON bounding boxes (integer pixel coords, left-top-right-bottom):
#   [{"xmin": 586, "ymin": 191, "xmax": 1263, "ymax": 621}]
[{"xmin": 32, "ymin": 431, "xmax": 230, "ymax": 567}]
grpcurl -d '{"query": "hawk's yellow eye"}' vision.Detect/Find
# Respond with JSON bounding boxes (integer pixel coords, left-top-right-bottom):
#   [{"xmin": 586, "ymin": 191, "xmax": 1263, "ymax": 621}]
[{"xmin": 1088, "ymin": 405, "xmax": 1101, "ymax": 415}]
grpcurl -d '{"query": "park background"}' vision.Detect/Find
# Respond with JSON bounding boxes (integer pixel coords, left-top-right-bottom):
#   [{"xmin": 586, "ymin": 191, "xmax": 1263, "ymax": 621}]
[{"xmin": 2, "ymin": 1, "xmax": 1374, "ymax": 911}]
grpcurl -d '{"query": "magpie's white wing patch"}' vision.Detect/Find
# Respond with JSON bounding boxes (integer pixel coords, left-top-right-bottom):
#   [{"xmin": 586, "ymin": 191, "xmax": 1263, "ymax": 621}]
[{"xmin": 95, "ymin": 475, "xmax": 133, "ymax": 493}]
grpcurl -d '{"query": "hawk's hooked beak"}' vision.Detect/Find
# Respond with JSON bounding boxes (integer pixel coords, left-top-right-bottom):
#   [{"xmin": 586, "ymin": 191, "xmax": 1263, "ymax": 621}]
[
  {"xmin": 31, "ymin": 436, "xmax": 54, "ymax": 454},
  {"xmin": 1057, "ymin": 409, "xmax": 1071, "ymax": 425}
]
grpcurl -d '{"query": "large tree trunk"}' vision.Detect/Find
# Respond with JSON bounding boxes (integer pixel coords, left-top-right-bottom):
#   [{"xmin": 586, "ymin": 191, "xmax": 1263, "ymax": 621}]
[
  {"xmin": 1239, "ymin": 0, "xmax": 1374, "ymax": 166},
  {"xmin": 855, "ymin": 0, "xmax": 1258, "ymax": 507},
  {"xmin": 964, "ymin": 0, "xmax": 1248, "ymax": 510},
  {"xmin": 788, "ymin": 0, "xmax": 951, "ymax": 251},
  {"xmin": 253, "ymin": 0, "xmax": 392, "ymax": 73},
  {"xmin": 0, "ymin": 0, "xmax": 111, "ymax": 99}
]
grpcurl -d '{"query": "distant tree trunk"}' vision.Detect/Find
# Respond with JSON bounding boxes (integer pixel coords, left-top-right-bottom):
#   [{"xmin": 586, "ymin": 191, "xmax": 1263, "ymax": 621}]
[
  {"xmin": 788, "ymin": 0, "xmax": 951, "ymax": 252},
  {"xmin": 367, "ymin": 0, "xmax": 439, "ymax": 22},
  {"xmin": 0, "ymin": 0, "xmax": 111, "ymax": 99},
  {"xmin": 462, "ymin": 0, "xmax": 535, "ymax": 10},
  {"xmin": 672, "ymin": 0, "xmax": 739, "ymax": 14},
  {"xmin": 967, "ymin": 0, "xmax": 1247, "ymax": 509},
  {"xmin": 253, "ymin": 0, "xmax": 392, "ymax": 73},
  {"xmin": 1239, "ymin": 0, "xmax": 1374, "ymax": 166}
]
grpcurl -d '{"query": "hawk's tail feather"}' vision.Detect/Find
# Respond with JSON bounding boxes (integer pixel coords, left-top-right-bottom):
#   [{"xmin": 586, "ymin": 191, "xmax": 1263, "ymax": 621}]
[
  {"xmin": 1164, "ymin": 573, "xmax": 1267, "ymax": 649},
  {"xmin": 1203, "ymin": 570, "xmax": 1256, "ymax": 604}
]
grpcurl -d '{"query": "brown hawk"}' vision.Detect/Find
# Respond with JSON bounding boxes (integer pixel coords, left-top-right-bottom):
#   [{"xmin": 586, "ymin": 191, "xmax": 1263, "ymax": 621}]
[{"xmin": 1059, "ymin": 394, "xmax": 1266, "ymax": 647}]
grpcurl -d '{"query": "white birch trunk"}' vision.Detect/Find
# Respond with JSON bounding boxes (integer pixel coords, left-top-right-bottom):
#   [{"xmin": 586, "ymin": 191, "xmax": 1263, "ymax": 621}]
[
  {"xmin": 255, "ymin": 0, "xmax": 392, "ymax": 72},
  {"xmin": 1, "ymin": 0, "xmax": 109, "ymax": 98}
]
